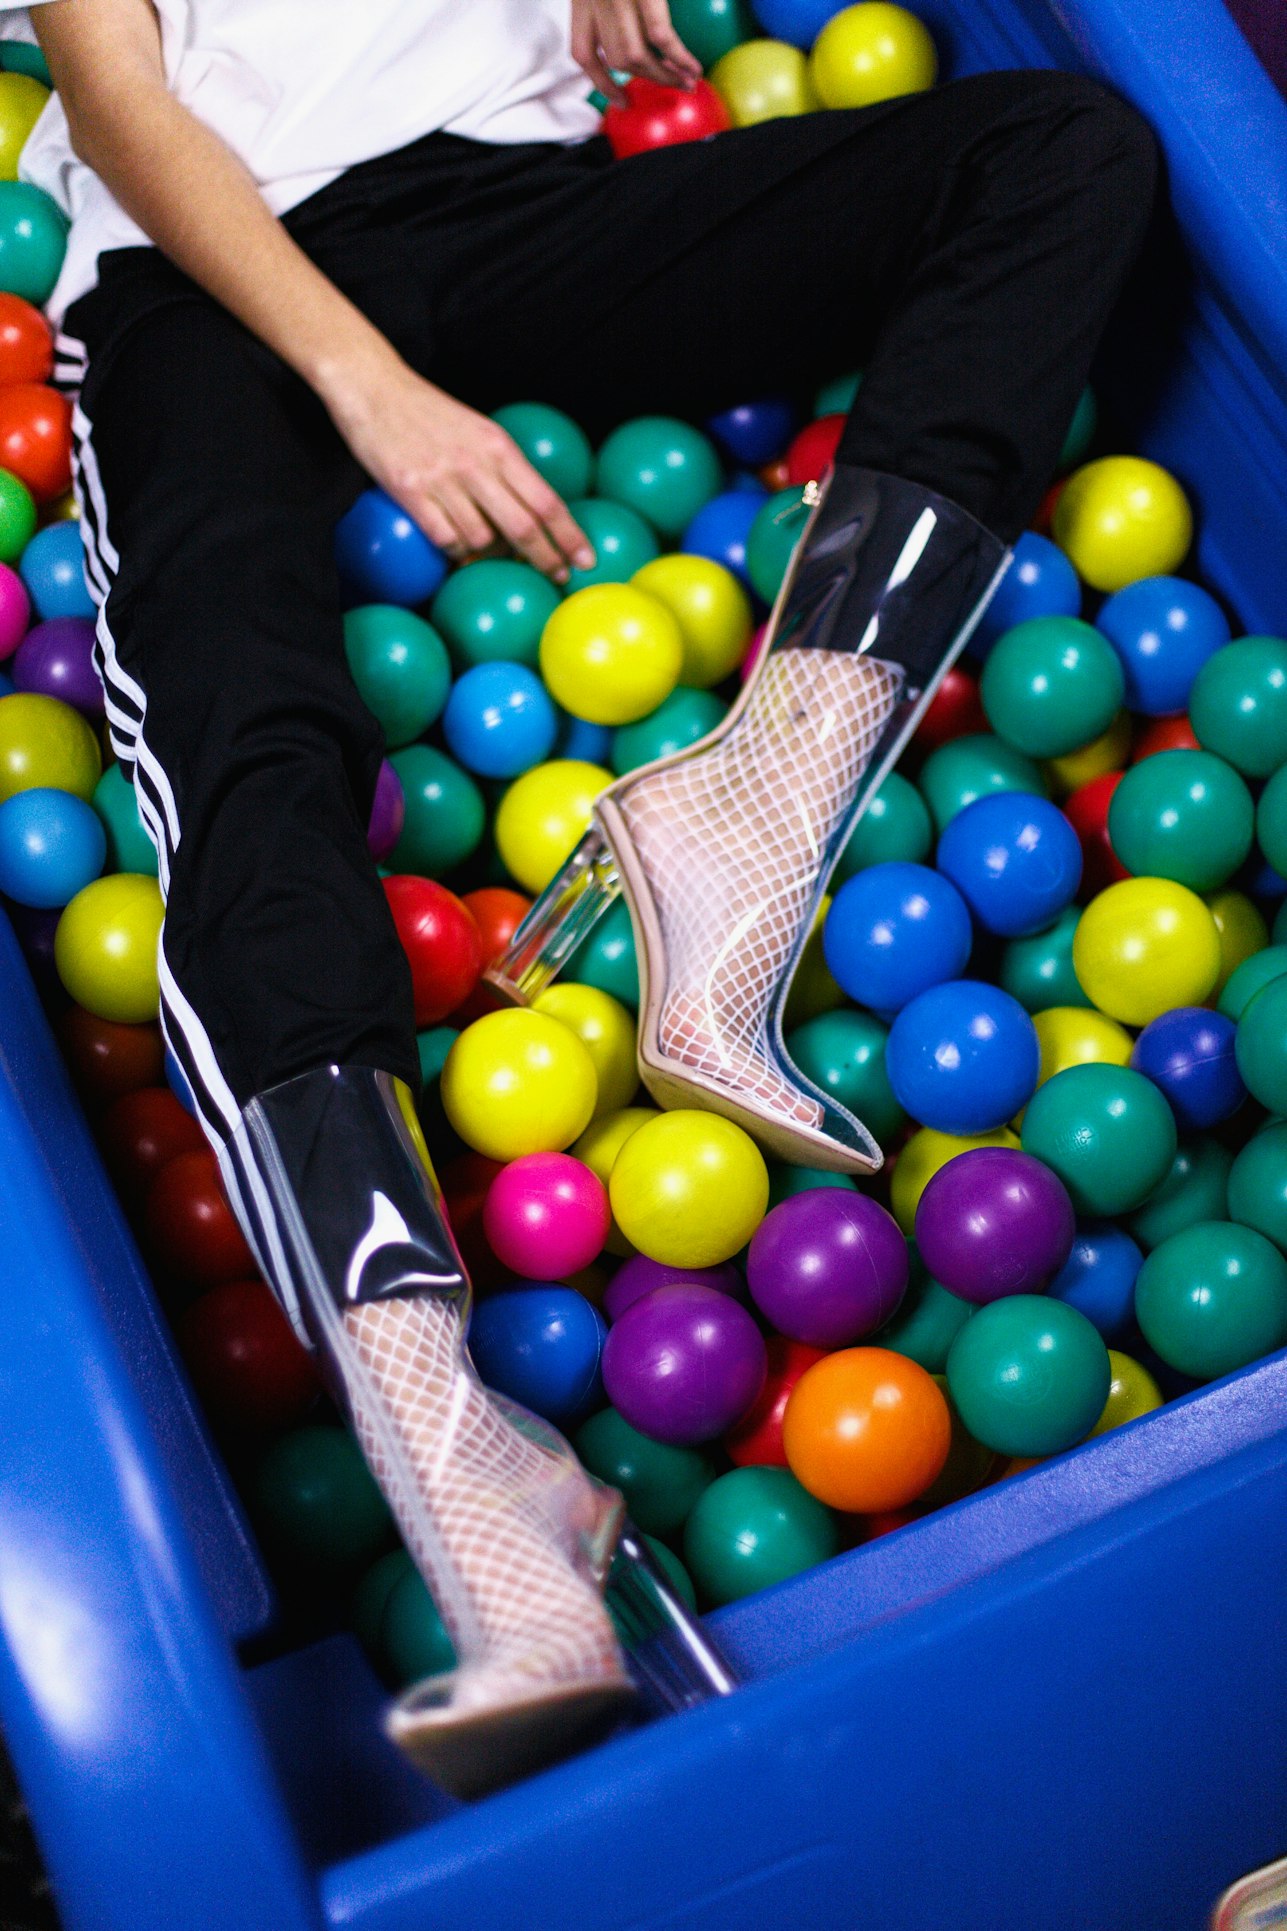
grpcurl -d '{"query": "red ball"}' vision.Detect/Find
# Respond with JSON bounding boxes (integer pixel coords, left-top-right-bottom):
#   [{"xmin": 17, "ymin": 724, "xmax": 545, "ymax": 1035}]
[
  {"xmin": 759, "ymin": 457, "xmax": 791, "ymax": 493},
  {"xmin": 1064, "ymin": 770, "xmax": 1131, "ymax": 896},
  {"xmin": 59, "ymin": 1005, "xmax": 165, "ymax": 1107},
  {"xmin": 100, "ymin": 1085, "xmax": 207, "ymax": 1208},
  {"xmin": 451, "ymin": 885, "xmax": 531, "ymax": 1026},
  {"xmin": 1132, "ymin": 714, "xmax": 1199, "ymax": 762},
  {"xmin": 784, "ymin": 414, "xmax": 845, "ymax": 488},
  {"xmin": 913, "ymin": 664, "xmax": 988, "ymax": 753},
  {"xmin": 1033, "ymin": 480, "xmax": 1066, "ymax": 536},
  {"xmin": 144, "ymin": 1148, "xmax": 257, "ymax": 1289},
  {"xmin": 604, "ymin": 76, "xmax": 730, "ymax": 158},
  {"xmin": 178, "ymin": 1278, "xmax": 320, "ymax": 1434},
  {"xmin": 0, "ymin": 383, "xmax": 72, "ymax": 501},
  {"xmin": 724, "ymin": 1334, "xmax": 827, "ymax": 1468},
  {"xmin": 383, "ymin": 874, "xmax": 483, "ymax": 1027},
  {"xmin": 0, "ymin": 295, "xmax": 53, "ymax": 387}
]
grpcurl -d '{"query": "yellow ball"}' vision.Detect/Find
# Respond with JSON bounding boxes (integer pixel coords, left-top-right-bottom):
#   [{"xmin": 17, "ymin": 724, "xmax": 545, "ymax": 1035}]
[
  {"xmin": 494, "ymin": 758, "xmax": 611, "ymax": 893},
  {"xmin": 631, "ymin": 554, "xmax": 752, "ymax": 689},
  {"xmin": 1204, "ymin": 888, "xmax": 1269, "ymax": 997},
  {"xmin": 809, "ymin": 3, "xmax": 937, "ymax": 110},
  {"xmin": 782, "ymin": 894, "xmax": 846, "ymax": 1029},
  {"xmin": 1073, "ymin": 877, "xmax": 1221, "ymax": 1026},
  {"xmin": 710, "ymin": 38, "xmax": 818, "ymax": 126},
  {"xmin": 1044, "ymin": 711, "xmax": 1132, "ymax": 795},
  {"xmin": 0, "ymin": 693, "xmax": 102, "ymax": 804},
  {"xmin": 1087, "ymin": 1350, "xmax": 1163, "ymax": 1438},
  {"xmin": 440, "ymin": 1009, "xmax": 598, "ymax": 1161},
  {"xmin": 1052, "ymin": 456, "xmax": 1193, "ymax": 593},
  {"xmin": 539, "ymin": 584, "xmax": 683, "ymax": 725},
  {"xmin": 55, "ymin": 873, "xmax": 163, "ymax": 1023},
  {"xmin": 1031, "ymin": 1005, "xmax": 1134, "ymax": 1090},
  {"xmin": 890, "ymin": 1125, "xmax": 1020, "ymax": 1236},
  {"xmin": 534, "ymin": 981, "xmax": 639, "ymax": 1119},
  {"xmin": 574, "ymin": 1104, "xmax": 659, "ymax": 1255},
  {"xmin": 0, "ymin": 72, "xmax": 49, "ymax": 180},
  {"xmin": 609, "ymin": 1109, "xmax": 769, "ymax": 1267}
]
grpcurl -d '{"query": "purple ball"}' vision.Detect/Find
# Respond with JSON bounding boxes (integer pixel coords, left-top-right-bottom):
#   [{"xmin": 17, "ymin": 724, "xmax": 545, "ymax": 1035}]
[
  {"xmin": 914, "ymin": 1148, "xmax": 1075, "ymax": 1304},
  {"xmin": 747, "ymin": 1190, "xmax": 908, "ymax": 1347},
  {"xmin": 604, "ymin": 1254, "xmax": 744, "ymax": 1324},
  {"xmin": 12, "ymin": 618, "xmax": 103, "ymax": 718},
  {"xmin": 601, "ymin": 1285, "xmax": 766, "ymax": 1446},
  {"xmin": 367, "ymin": 757, "xmax": 405, "ymax": 861}
]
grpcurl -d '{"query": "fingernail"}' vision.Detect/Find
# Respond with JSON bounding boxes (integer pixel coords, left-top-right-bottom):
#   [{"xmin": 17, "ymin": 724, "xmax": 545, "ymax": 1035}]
[
  {"xmin": 575, "ymin": 547, "xmax": 596, "ymax": 568},
  {"xmin": 555, "ymin": 565, "xmax": 570, "ymax": 583}
]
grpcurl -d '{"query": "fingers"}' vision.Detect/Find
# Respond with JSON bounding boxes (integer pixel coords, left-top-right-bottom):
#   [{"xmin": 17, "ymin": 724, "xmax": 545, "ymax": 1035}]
[
  {"xmin": 638, "ymin": 0, "xmax": 703, "ymax": 84},
  {"xmin": 477, "ymin": 460, "xmax": 596, "ymax": 583},
  {"xmin": 571, "ymin": 6, "xmax": 628, "ymax": 104},
  {"xmin": 598, "ymin": 0, "xmax": 692, "ymax": 89}
]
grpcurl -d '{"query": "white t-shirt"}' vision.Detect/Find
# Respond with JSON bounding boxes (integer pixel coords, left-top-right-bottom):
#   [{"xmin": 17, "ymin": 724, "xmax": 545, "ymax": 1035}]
[{"xmin": 0, "ymin": 0, "xmax": 599, "ymax": 322}]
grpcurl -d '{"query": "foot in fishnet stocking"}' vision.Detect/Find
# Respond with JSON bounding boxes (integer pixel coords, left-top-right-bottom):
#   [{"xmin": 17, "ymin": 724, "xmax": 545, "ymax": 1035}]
[
  {"xmin": 343, "ymin": 1297, "xmax": 627, "ymax": 1715},
  {"xmin": 620, "ymin": 648, "xmax": 904, "ymax": 1128}
]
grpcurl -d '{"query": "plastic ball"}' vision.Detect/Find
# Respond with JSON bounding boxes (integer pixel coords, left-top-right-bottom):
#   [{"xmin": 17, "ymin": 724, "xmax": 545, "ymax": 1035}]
[
  {"xmin": 603, "ymin": 76, "xmax": 732, "ymax": 160},
  {"xmin": 767, "ymin": 1163, "xmax": 857, "ymax": 1208},
  {"xmin": 913, "ymin": 664, "xmax": 988, "ymax": 754},
  {"xmin": 533, "ymin": 981, "xmax": 637, "ymax": 1119},
  {"xmin": 745, "ymin": 485, "xmax": 808, "ymax": 602},
  {"xmin": 935, "ymin": 790, "xmax": 1082, "ymax": 938},
  {"xmin": 785, "ymin": 1006, "xmax": 905, "ymax": 1147},
  {"xmin": 0, "ymin": 466, "xmax": 34, "ymax": 563},
  {"xmin": 809, "ymin": 4, "xmax": 937, "ymax": 110},
  {"xmin": 1072, "ymin": 877, "xmax": 1221, "ymax": 1025},
  {"xmin": 334, "ymin": 488, "xmax": 447, "ymax": 607},
  {"xmin": 834, "ymin": 770, "xmax": 932, "ymax": 879},
  {"xmin": 98, "ymin": 1085, "xmax": 205, "ymax": 1207},
  {"xmin": 1259, "ymin": 764, "xmax": 1287, "ymax": 878},
  {"xmin": 603, "ymin": 1254, "xmax": 743, "ymax": 1322},
  {"xmin": 602, "ymin": 1283, "xmax": 766, "ymax": 1444},
  {"xmin": 12, "ymin": 617, "xmax": 100, "ymax": 718},
  {"xmin": 0, "ymin": 691, "xmax": 100, "ymax": 804},
  {"xmin": 946, "ymin": 1295, "xmax": 1110, "ymax": 1457},
  {"xmin": 889, "ymin": 1124, "xmax": 1019, "ymax": 1235},
  {"xmin": 1130, "ymin": 1006, "xmax": 1244, "ymax": 1129},
  {"xmin": 178, "ymin": 1278, "xmax": 319, "ymax": 1435},
  {"xmin": 386, "ymin": 744, "xmax": 485, "ymax": 875},
  {"xmin": 970, "ymin": 531, "xmax": 1080, "ymax": 662},
  {"xmin": 0, "ymin": 73, "xmax": 48, "ymax": 182},
  {"xmin": 571, "ymin": 1105, "xmax": 657, "ymax": 1255},
  {"xmin": 417, "ymin": 1025, "xmax": 458, "ymax": 1084},
  {"xmin": 1095, "ymin": 576, "xmax": 1230, "ymax": 716},
  {"xmin": 680, "ymin": 487, "xmax": 764, "ymax": 587},
  {"xmin": 0, "ymin": 291, "xmax": 50, "ymax": 384},
  {"xmin": 1020, "ymin": 1061, "xmax": 1178, "ymax": 1216},
  {"xmin": 381, "ymin": 1564, "xmax": 456, "ymax": 1685},
  {"xmin": 562, "ymin": 497, "xmax": 660, "ymax": 592},
  {"xmin": 710, "ymin": 38, "xmax": 817, "ymax": 124},
  {"xmin": 1235, "ymin": 974, "xmax": 1287, "ymax": 1116},
  {"xmin": 54, "ymin": 872, "xmax": 163, "ymax": 1022},
  {"xmin": 1129, "ymin": 1136, "xmax": 1232, "ymax": 1251},
  {"xmin": 876, "ymin": 1263, "xmax": 973, "ymax": 1373},
  {"xmin": 1052, "ymin": 456, "xmax": 1193, "ymax": 593},
  {"xmin": 1085, "ymin": 1350, "xmax": 1163, "ymax": 1437},
  {"xmin": 575, "ymin": 1405, "xmax": 714, "ymax": 1536},
  {"xmin": 747, "ymin": 1190, "xmax": 907, "ymax": 1346},
  {"xmin": 705, "ymin": 401, "xmax": 795, "ymax": 473},
  {"xmin": 1030, "ymin": 1006, "xmax": 1132, "ymax": 1098},
  {"xmin": 1107, "ymin": 748, "xmax": 1253, "ymax": 892},
  {"xmin": 18, "ymin": 521, "xmax": 91, "ymax": 621},
  {"xmin": 567, "ymin": 895, "xmax": 639, "ymax": 1009},
  {"xmin": 783, "ymin": 1346, "xmax": 950, "ymax": 1512},
  {"xmin": 441, "ymin": 1009, "xmax": 598, "ymax": 1160},
  {"xmin": 1228, "ymin": 1121, "xmax": 1287, "ymax": 1255},
  {"xmin": 495, "ymin": 758, "xmax": 610, "ymax": 894},
  {"xmin": 252, "ymin": 1426, "xmax": 391, "ymax": 1574},
  {"xmin": 823, "ymin": 860, "xmax": 972, "ymax": 1014},
  {"xmin": 595, "ymin": 416, "xmax": 722, "ymax": 538},
  {"xmin": 1135, "ymin": 1220, "xmax": 1287, "ymax": 1379},
  {"xmin": 683, "ymin": 1465, "xmax": 837, "ymax": 1605},
  {"xmin": 1000, "ymin": 906, "xmax": 1090, "ymax": 1013},
  {"xmin": 668, "ymin": 0, "xmax": 758, "ymax": 68},
  {"xmin": 886, "ymin": 980, "xmax": 1040, "ymax": 1134},
  {"xmin": 1205, "ymin": 889, "xmax": 1269, "ymax": 998},
  {"xmin": 631, "ymin": 553, "xmax": 750, "ymax": 688},
  {"xmin": 144, "ymin": 1147, "xmax": 256, "ymax": 1288},
  {"xmin": 783, "ymin": 415, "xmax": 844, "ymax": 489},
  {"xmin": 749, "ymin": 0, "xmax": 841, "ymax": 45},
  {"xmin": 366, "ymin": 758, "xmax": 404, "ymax": 863},
  {"xmin": 0, "ymin": 182, "xmax": 67, "ymax": 307},
  {"xmin": 1217, "ymin": 945, "xmax": 1287, "ymax": 1023},
  {"xmin": 0, "ymin": 785, "xmax": 105, "ymax": 907},
  {"xmin": 917, "ymin": 732, "xmax": 1047, "ymax": 834},
  {"xmin": 1044, "ymin": 710, "xmax": 1131, "ymax": 797},
  {"xmin": 1133, "ymin": 714, "xmax": 1200, "ymax": 761},
  {"xmin": 0, "ymin": 557, "xmax": 26, "ymax": 657},
  {"xmin": 382, "ymin": 875, "xmax": 482, "ymax": 1027},
  {"xmin": 980, "ymin": 615, "xmax": 1125, "ymax": 760},
  {"xmin": 724, "ymin": 1334, "xmax": 827, "ymax": 1468},
  {"xmin": 342, "ymin": 604, "xmax": 450, "ymax": 748},
  {"xmin": 609, "ymin": 1109, "xmax": 769, "ymax": 1268},
  {"xmin": 915, "ymin": 1147, "xmax": 1075, "ymax": 1304},
  {"xmin": 1047, "ymin": 1219, "xmax": 1142, "ymax": 1340},
  {"xmin": 1187, "ymin": 634, "xmax": 1287, "ymax": 778},
  {"xmin": 57, "ymin": 1005, "xmax": 164, "ymax": 1108},
  {"xmin": 434, "ymin": 564, "xmax": 558, "ymax": 673},
  {"xmin": 491, "ymin": 401, "xmax": 593, "ymax": 502},
  {"xmin": 0, "ymin": 383, "xmax": 68, "ymax": 503},
  {"xmin": 441, "ymin": 660, "xmax": 556, "ymax": 779},
  {"xmin": 468, "ymin": 1282, "xmax": 606, "ymax": 1425},
  {"xmin": 539, "ymin": 583, "xmax": 682, "ymax": 726},
  {"xmin": 611, "ymin": 685, "xmax": 725, "ymax": 776}
]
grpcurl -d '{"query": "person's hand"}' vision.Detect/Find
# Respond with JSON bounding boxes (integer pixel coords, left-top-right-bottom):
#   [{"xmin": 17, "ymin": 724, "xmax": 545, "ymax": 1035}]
[
  {"xmin": 323, "ymin": 345, "xmax": 595, "ymax": 581},
  {"xmin": 571, "ymin": 0, "xmax": 703, "ymax": 106}
]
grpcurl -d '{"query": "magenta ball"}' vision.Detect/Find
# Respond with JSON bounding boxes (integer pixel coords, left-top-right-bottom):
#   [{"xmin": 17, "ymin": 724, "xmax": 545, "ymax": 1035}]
[
  {"xmin": 604, "ymin": 1254, "xmax": 744, "ymax": 1323},
  {"xmin": 13, "ymin": 618, "xmax": 103, "ymax": 717},
  {"xmin": 747, "ymin": 1190, "xmax": 908, "ymax": 1347},
  {"xmin": 601, "ymin": 1284, "xmax": 767, "ymax": 1445},
  {"xmin": 0, "ymin": 562, "xmax": 29, "ymax": 659},
  {"xmin": 482, "ymin": 1151, "xmax": 610, "ymax": 1281},
  {"xmin": 367, "ymin": 757, "xmax": 405, "ymax": 861},
  {"xmin": 914, "ymin": 1147, "xmax": 1075, "ymax": 1304}
]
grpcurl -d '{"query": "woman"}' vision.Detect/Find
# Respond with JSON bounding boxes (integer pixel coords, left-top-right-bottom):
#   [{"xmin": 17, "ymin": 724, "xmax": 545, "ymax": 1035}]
[{"xmin": 10, "ymin": 0, "xmax": 1156, "ymax": 1791}]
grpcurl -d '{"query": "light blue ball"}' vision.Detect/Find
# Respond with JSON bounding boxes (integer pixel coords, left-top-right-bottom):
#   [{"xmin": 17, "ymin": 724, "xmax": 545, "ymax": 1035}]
[
  {"xmin": 442, "ymin": 660, "xmax": 557, "ymax": 779},
  {"xmin": 19, "ymin": 521, "xmax": 94, "ymax": 622},
  {"xmin": 1096, "ymin": 575, "xmax": 1231, "ymax": 716},
  {"xmin": 0, "ymin": 786, "xmax": 106, "ymax": 907}
]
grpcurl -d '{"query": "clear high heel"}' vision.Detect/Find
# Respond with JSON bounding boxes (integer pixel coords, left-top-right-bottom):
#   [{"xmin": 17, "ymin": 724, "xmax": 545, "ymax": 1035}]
[{"xmin": 487, "ymin": 465, "xmax": 1012, "ymax": 1175}]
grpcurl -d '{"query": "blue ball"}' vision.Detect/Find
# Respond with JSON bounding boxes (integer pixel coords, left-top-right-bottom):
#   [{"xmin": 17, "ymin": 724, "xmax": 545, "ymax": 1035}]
[
  {"xmin": 556, "ymin": 713, "xmax": 613, "ymax": 764},
  {"xmin": 1129, "ymin": 1006, "xmax": 1245, "ymax": 1130},
  {"xmin": 681, "ymin": 489, "xmax": 765, "ymax": 585},
  {"xmin": 0, "ymin": 668, "xmax": 13, "ymax": 696},
  {"xmin": 1047, "ymin": 1219, "xmax": 1143, "ymax": 1340},
  {"xmin": 969, "ymin": 531, "xmax": 1080, "ymax": 662},
  {"xmin": 165, "ymin": 1047, "xmax": 199, "ymax": 1118},
  {"xmin": 334, "ymin": 489, "xmax": 448, "ymax": 607},
  {"xmin": 935, "ymin": 791, "xmax": 1083, "ymax": 938},
  {"xmin": 0, "ymin": 786, "xmax": 106, "ymax": 907},
  {"xmin": 1096, "ymin": 576, "xmax": 1230, "ymax": 716},
  {"xmin": 750, "ymin": 0, "xmax": 844, "ymax": 46},
  {"xmin": 823, "ymin": 861, "xmax": 973, "ymax": 1014},
  {"xmin": 885, "ymin": 980, "xmax": 1039, "ymax": 1133},
  {"xmin": 442, "ymin": 660, "xmax": 557, "ymax": 779},
  {"xmin": 468, "ymin": 1283, "xmax": 607, "ymax": 1426},
  {"xmin": 705, "ymin": 398, "xmax": 796, "ymax": 467},
  {"xmin": 19, "ymin": 521, "xmax": 94, "ymax": 622}
]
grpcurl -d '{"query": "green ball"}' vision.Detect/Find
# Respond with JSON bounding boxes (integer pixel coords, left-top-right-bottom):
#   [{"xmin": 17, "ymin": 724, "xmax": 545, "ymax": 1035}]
[
  {"xmin": 1228, "ymin": 1121, "xmax": 1287, "ymax": 1254},
  {"xmin": 1189, "ymin": 635, "xmax": 1287, "ymax": 780},
  {"xmin": 252, "ymin": 1425, "xmax": 393, "ymax": 1573},
  {"xmin": 1218, "ymin": 946, "xmax": 1287, "ymax": 1022},
  {"xmin": 417, "ymin": 1024, "xmax": 458, "ymax": 1084},
  {"xmin": 1134, "ymin": 1219, "xmax": 1287, "ymax": 1379},
  {"xmin": 746, "ymin": 486, "xmax": 808, "ymax": 603},
  {"xmin": 352, "ymin": 1548, "xmax": 413, "ymax": 1664},
  {"xmin": 767, "ymin": 1163, "xmax": 858, "ymax": 1209},
  {"xmin": 0, "ymin": 467, "xmax": 35, "ymax": 563},
  {"xmin": 93, "ymin": 762, "xmax": 157, "ymax": 876},
  {"xmin": 643, "ymin": 1535, "xmax": 697, "ymax": 1613},
  {"xmin": 668, "ymin": 0, "xmax": 757, "ymax": 65},
  {"xmin": 0, "ymin": 42, "xmax": 52, "ymax": 86},
  {"xmin": 918, "ymin": 733, "xmax": 1048, "ymax": 835},
  {"xmin": 563, "ymin": 496, "xmax": 660, "ymax": 591},
  {"xmin": 1107, "ymin": 749, "xmax": 1254, "ymax": 892},
  {"xmin": 945, "ymin": 1295, "xmax": 1111, "ymax": 1457},
  {"xmin": 1058, "ymin": 386, "xmax": 1098, "ymax": 472},
  {"xmin": 574, "ymin": 1406, "xmax": 715, "ymax": 1538},
  {"xmin": 388, "ymin": 744, "xmax": 485, "ymax": 875},
  {"xmin": 382, "ymin": 1564, "xmax": 457, "ymax": 1686},
  {"xmin": 877, "ymin": 1254, "xmax": 973, "ymax": 1373},
  {"xmin": 1256, "ymin": 764, "xmax": 1287, "ymax": 878},
  {"xmin": 566, "ymin": 896, "xmax": 639, "ymax": 1009},
  {"xmin": 785, "ymin": 1007, "xmax": 905, "ymax": 1147},
  {"xmin": 683, "ymin": 1466, "xmax": 837, "ymax": 1606},
  {"xmin": 342, "ymin": 604, "xmax": 451, "ymax": 748},
  {"xmin": 611, "ymin": 686, "xmax": 725, "ymax": 776},
  {"xmin": 1020, "ymin": 1062, "xmax": 1177, "ymax": 1216},
  {"xmin": 595, "ymin": 416, "xmax": 722, "ymax": 539},
  {"xmin": 0, "ymin": 182, "xmax": 66, "ymax": 305},
  {"xmin": 1001, "ymin": 906, "xmax": 1091, "ymax": 1012},
  {"xmin": 1236, "ymin": 973, "xmax": 1287, "ymax": 1115},
  {"xmin": 980, "ymin": 616, "xmax": 1125, "ymax": 759},
  {"xmin": 1128, "ymin": 1137, "xmax": 1232, "ymax": 1251},
  {"xmin": 814, "ymin": 371, "xmax": 862, "ymax": 416},
  {"xmin": 492, "ymin": 402, "xmax": 593, "ymax": 501},
  {"xmin": 834, "ymin": 770, "xmax": 932, "ymax": 879},
  {"xmin": 430, "ymin": 559, "xmax": 561, "ymax": 669}
]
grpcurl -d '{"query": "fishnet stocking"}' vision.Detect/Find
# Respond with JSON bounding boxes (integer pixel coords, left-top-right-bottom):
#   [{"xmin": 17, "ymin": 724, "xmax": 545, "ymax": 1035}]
[
  {"xmin": 342, "ymin": 1297, "xmax": 627, "ymax": 1715},
  {"xmin": 620, "ymin": 648, "xmax": 904, "ymax": 1125}
]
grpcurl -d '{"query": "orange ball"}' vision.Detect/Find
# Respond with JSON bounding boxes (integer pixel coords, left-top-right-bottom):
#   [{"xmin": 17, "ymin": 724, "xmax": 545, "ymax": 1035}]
[
  {"xmin": 0, "ymin": 382, "xmax": 71, "ymax": 501},
  {"xmin": 0, "ymin": 294, "xmax": 52, "ymax": 387},
  {"xmin": 782, "ymin": 1346, "xmax": 951, "ymax": 1513}
]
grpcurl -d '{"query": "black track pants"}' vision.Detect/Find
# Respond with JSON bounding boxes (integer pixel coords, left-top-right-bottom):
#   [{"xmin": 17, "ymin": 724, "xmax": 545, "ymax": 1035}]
[{"xmin": 58, "ymin": 69, "xmax": 1157, "ymax": 1138}]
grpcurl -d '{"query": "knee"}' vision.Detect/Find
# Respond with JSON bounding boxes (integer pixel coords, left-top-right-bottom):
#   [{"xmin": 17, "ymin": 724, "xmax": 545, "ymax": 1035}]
[{"xmin": 1031, "ymin": 71, "xmax": 1160, "ymax": 210}]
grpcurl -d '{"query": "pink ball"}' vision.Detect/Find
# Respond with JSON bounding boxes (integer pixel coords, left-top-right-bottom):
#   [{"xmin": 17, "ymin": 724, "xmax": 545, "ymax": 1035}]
[
  {"xmin": 482, "ymin": 1152, "xmax": 610, "ymax": 1280},
  {"xmin": 0, "ymin": 563, "xmax": 31, "ymax": 660},
  {"xmin": 740, "ymin": 621, "xmax": 768, "ymax": 685}
]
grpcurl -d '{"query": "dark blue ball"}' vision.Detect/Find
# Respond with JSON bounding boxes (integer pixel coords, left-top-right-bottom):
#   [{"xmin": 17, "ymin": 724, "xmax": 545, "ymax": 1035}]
[
  {"xmin": 1047, "ymin": 1219, "xmax": 1143, "ymax": 1340},
  {"xmin": 682, "ymin": 489, "xmax": 765, "ymax": 585},
  {"xmin": 885, "ymin": 979, "xmax": 1039, "ymax": 1133},
  {"xmin": 705, "ymin": 398, "xmax": 796, "ymax": 467},
  {"xmin": 936, "ymin": 791, "xmax": 1083, "ymax": 938},
  {"xmin": 335, "ymin": 489, "xmax": 448, "ymax": 607},
  {"xmin": 443, "ymin": 660, "xmax": 557, "ymax": 779},
  {"xmin": 1096, "ymin": 576, "xmax": 1230, "ymax": 716},
  {"xmin": 1129, "ymin": 1006, "xmax": 1246, "ymax": 1129},
  {"xmin": 468, "ymin": 1283, "xmax": 607, "ymax": 1426},
  {"xmin": 19, "ymin": 520, "xmax": 95, "ymax": 622},
  {"xmin": 824, "ymin": 861, "xmax": 972, "ymax": 1014},
  {"xmin": 969, "ymin": 531, "xmax": 1080, "ymax": 662},
  {"xmin": 748, "ymin": 0, "xmax": 843, "ymax": 47}
]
